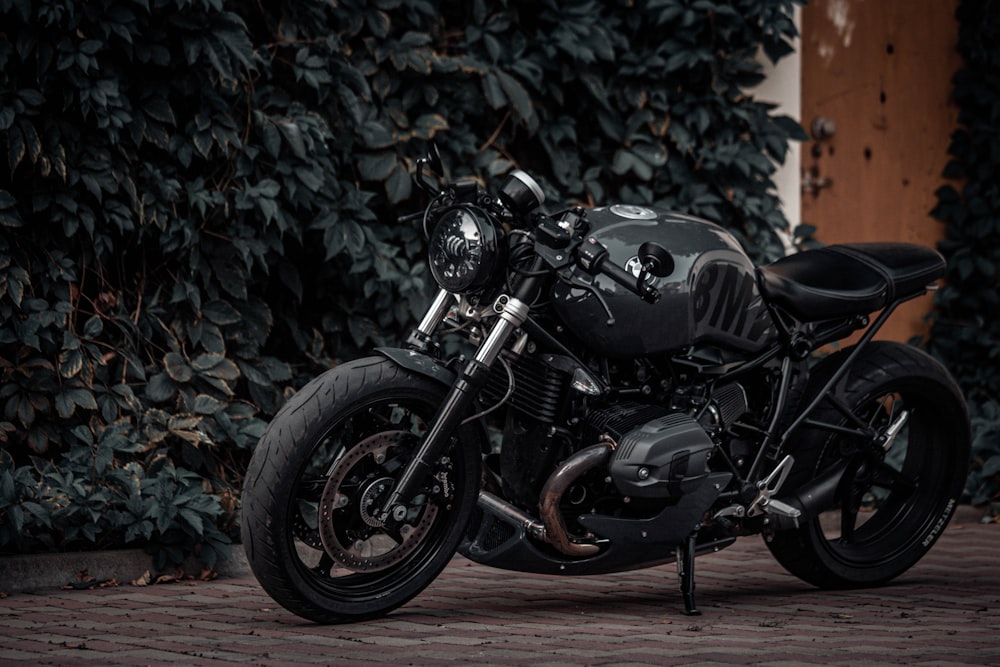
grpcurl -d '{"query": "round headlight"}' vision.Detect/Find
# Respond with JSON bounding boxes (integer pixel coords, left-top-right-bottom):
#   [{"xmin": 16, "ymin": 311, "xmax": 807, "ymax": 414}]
[{"xmin": 428, "ymin": 207, "xmax": 501, "ymax": 293}]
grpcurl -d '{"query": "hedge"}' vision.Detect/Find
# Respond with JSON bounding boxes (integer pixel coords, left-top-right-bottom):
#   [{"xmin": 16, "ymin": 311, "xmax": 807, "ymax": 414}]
[
  {"xmin": 928, "ymin": 0, "xmax": 1000, "ymax": 516},
  {"xmin": 0, "ymin": 0, "xmax": 804, "ymax": 567}
]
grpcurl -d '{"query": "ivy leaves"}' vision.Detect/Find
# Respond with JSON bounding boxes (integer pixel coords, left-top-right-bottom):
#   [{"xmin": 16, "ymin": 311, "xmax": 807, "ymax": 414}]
[
  {"xmin": 0, "ymin": 0, "xmax": 805, "ymax": 565},
  {"xmin": 929, "ymin": 1, "xmax": 1000, "ymax": 513}
]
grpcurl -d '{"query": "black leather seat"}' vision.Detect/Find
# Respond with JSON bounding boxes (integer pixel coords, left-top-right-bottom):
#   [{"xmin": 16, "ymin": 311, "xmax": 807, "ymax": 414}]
[{"xmin": 757, "ymin": 243, "xmax": 945, "ymax": 322}]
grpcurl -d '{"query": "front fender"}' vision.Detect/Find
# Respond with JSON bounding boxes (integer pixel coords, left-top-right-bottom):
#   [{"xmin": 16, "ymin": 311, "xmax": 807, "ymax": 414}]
[
  {"xmin": 373, "ymin": 347, "xmax": 456, "ymax": 388},
  {"xmin": 375, "ymin": 347, "xmax": 491, "ymax": 455}
]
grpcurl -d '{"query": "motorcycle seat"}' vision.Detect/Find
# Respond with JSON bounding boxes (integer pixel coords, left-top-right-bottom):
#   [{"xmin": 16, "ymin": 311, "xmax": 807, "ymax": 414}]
[{"xmin": 757, "ymin": 242, "xmax": 945, "ymax": 321}]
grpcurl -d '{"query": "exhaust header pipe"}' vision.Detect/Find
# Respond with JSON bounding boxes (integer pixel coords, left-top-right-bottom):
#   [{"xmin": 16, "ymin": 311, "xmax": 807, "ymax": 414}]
[{"xmin": 538, "ymin": 442, "xmax": 614, "ymax": 557}]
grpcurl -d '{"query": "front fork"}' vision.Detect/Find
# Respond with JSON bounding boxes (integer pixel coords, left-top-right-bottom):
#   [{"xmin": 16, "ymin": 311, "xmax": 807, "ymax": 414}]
[
  {"xmin": 405, "ymin": 288, "xmax": 455, "ymax": 352},
  {"xmin": 379, "ymin": 287, "xmax": 535, "ymax": 524}
]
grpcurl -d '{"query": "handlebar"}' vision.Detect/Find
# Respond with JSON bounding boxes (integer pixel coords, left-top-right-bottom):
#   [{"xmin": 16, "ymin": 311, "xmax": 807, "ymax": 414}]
[
  {"xmin": 577, "ymin": 236, "xmax": 661, "ymax": 304},
  {"xmin": 400, "ymin": 169, "xmax": 660, "ymax": 305},
  {"xmin": 397, "ymin": 211, "xmax": 425, "ymax": 225}
]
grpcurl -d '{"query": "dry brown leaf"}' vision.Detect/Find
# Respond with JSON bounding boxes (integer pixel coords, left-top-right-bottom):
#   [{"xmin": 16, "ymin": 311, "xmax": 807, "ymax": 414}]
[
  {"xmin": 152, "ymin": 567, "xmax": 188, "ymax": 585},
  {"xmin": 131, "ymin": 570, "xmax": 152, "ymax": 587}
]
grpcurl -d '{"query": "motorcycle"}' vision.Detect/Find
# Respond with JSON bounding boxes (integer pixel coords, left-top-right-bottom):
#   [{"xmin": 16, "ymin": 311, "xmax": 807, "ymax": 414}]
[{"xmin": 240, "ymin": 149, "xmax": 970, "ymax": 623}]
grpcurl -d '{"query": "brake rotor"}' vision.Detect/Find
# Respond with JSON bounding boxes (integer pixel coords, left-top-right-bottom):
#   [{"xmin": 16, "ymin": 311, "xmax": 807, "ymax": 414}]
[
  {"xmin": 318, "ymin": 431, "xmax": 439, "ymax": 572},
  {"xmin": 292, "ymin": 512, "xmax": 324, "ymax": 550}
]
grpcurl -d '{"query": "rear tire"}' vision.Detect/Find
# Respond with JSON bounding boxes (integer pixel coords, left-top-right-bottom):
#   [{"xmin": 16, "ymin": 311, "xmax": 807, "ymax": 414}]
[
  {"xmin": 766, "ymin": 341, "xmax": 969, "ymax": 589},
  {"xmin": 241, "ymin": 356, "xmax": 482, "ymax": 623}
]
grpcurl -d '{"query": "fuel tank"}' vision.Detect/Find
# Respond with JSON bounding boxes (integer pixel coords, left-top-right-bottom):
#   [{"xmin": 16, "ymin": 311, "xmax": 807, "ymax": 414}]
[{"xmin": 551, "ymin": 205, "xmax": 777, "ymax": 358}]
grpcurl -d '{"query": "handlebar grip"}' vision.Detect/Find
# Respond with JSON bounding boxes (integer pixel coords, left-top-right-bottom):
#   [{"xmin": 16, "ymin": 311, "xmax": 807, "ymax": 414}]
[
  {"xmin": 578, "ymin": 237, "xmax": 661, "ymax": 304},
  {"xmin": 601, "ymin": 256, "xmax": 661, "ymax": 304}
]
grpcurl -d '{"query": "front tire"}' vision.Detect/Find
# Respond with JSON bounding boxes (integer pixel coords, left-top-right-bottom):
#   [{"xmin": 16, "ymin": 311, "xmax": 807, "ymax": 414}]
[
  {"xmin": 766, "ymin": 341, "xmax": 970, "ymax": 589},
  {"xmin": 240, "ymin": 357, "xmax": 482, "ymax": 623}
]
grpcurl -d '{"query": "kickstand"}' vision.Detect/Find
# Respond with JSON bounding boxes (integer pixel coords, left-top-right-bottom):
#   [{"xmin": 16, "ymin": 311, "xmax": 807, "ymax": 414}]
[{"xmin": 676, "ymin": 532, "xmax": 701, "ymax": 616}]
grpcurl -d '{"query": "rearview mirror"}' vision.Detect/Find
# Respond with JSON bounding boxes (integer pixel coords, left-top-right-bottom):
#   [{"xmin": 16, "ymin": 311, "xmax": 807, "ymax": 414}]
[
  {"xmin": 415, "ymin": 143, "xmax": 447, "ymax": 194},
  {"xmin": 638, "ymin": 241, "xmax": 674, "ymax": 278}
]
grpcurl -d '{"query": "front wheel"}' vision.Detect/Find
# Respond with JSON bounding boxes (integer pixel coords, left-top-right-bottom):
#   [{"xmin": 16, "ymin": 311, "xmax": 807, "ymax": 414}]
[
  {"xmin": 766, "ymin": 341, "xmax": 970, "ymax": 589},
  {"xmin": 240, "ymin": 357, "xmax": 482, "ymax": 623}
]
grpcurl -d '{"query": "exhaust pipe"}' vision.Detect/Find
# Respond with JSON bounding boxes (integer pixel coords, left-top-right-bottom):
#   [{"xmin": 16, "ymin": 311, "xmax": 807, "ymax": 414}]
[
  {"xmin": 473, "ymin": 442, "xmax": 613, "ymax": 557},
  {"xmin": 476, "ymin": 491, "xmax": 547, "ymax": 541},
  {"xmin": 771, "ymin": 458, "xmax": 852, "ymax": 529},
  {"xmin": 538, "ymin": 442, "xmax": 613, "ymax": 557}
]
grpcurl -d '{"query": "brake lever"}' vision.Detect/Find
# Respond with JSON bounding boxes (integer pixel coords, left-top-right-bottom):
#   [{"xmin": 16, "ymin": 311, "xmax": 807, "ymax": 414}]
[
  {"xmin": 636, "ymin": 280, "xmax": 661, "ymax": 304},
  {"xmin": 565, "ymin": 275, "xmax": 616, "ymax": 326}
]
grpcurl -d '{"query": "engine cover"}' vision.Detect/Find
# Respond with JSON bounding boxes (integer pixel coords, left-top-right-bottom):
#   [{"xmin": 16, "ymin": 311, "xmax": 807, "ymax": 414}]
[{"xmin": 610, "ymin": 413, "xmax": 714, "ymax": 498}]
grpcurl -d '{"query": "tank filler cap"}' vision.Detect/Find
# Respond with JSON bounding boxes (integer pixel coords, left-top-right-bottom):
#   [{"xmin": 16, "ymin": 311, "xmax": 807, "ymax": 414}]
[{"xmin": 610, "ymin": 204, "xmax": 657, "ymax": 220}]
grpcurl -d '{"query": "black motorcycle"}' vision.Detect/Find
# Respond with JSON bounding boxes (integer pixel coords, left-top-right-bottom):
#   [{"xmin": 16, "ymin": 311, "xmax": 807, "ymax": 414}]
[{"xmin": 240, "ymin": 152, "xmax": 970, "ymax": 623}]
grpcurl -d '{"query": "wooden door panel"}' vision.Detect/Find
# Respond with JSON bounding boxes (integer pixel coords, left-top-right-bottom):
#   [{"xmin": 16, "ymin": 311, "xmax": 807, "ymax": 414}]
[{"xmin": 801, "ymin": 0, "xmax": 961, "ymax": 343}]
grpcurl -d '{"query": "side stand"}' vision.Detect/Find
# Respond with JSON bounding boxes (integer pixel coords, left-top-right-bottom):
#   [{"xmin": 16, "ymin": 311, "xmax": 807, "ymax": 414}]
[{"xmin": 676, "ymin": 533, "xmax": 701, "ymax": 616}]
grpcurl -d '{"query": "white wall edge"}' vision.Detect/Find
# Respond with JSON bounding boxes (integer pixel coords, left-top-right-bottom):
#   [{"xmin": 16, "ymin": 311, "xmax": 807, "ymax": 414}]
[{"xmin": 753, "ymin": 5, "xmax": 802, "ymax": 254}]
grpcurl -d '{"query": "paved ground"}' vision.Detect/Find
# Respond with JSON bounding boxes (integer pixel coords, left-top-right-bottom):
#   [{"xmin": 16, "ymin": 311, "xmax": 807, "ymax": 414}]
[{"xmin": 2, "ymin": 509, "xmax": 998, "ymax": 666}]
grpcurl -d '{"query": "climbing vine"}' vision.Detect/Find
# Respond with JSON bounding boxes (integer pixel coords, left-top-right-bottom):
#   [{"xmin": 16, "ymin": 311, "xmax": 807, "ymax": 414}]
[
  {"xmin": 928, "ymin": 0, "xmax": 1000, "ymax": 515},
  {"xmin": 0, "ymin": 0, "xmax": 804, "ymax": 565}
]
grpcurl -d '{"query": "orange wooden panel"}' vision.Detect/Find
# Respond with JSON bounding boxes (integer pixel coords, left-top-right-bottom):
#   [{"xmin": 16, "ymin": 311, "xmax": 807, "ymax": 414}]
[{"xmin": 800, "ymin": 0, "xmax": 962, "ymax": 343}]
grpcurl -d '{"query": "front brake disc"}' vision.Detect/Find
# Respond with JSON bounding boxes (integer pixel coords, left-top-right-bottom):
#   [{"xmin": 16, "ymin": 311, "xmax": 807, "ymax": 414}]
[{"xmin": 318, "ymin": 431, "xmax": 439, "ymax": 572}]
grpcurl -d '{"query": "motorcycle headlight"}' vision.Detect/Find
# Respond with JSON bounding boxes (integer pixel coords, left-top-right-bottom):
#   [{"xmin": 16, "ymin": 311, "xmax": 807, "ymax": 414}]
[{"xmin": 428, "ymin": 206, "xmax": 501, "ymax": 293}]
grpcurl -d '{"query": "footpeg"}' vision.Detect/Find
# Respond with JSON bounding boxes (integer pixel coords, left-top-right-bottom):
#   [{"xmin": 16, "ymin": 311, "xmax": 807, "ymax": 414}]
[
  {"xmin": 758, "ymin": 497, "xmax": 801, "ymax": 528},
  {"xmin": 880, "ymin": 409, "xmax": 909, "ymax": 451},
  {"xmin": 747, "ymin": 455, "xmax": 795, "ymax": 518}
]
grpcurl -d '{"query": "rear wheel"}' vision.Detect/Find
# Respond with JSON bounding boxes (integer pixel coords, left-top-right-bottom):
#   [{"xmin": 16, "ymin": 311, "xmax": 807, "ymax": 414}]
[
  {"xmin": 766, "ymin": 342, "xmax": 969, "ymax": 588},
  {"xmin": 241, "ymin": 357, "xmax": 482, "ymax": 623}
]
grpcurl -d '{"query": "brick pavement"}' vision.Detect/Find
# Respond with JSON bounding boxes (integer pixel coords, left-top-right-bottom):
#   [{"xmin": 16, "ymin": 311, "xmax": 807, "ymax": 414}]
[{"xmin": 1, "ymin": 512, "xmax": 998, "ymax": 666}]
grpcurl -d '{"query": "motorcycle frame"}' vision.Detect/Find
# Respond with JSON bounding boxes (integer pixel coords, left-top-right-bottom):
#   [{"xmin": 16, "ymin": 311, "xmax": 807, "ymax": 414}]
[
  {"xmin": 392, "ymin": 275, "xmax": 925, "ymax": 509},
  {"xmin": 746, "ymin": 299, "xmax": 904, "ymax": 481},
  {"xmin": 377, "ymin": 265, "xmax": 931, "ymax": 615}
]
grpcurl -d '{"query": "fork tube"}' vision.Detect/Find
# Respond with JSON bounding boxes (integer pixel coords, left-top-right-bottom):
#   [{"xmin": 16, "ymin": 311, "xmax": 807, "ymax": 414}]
[
  {"xmin": 381, "ymin": 297, "xmax": 528, "ymax": 522},
  {"xmin": 382, "ymin": 264, "xmax": 544, "ymax": 522},
  {"xmin": 406, "ymin": 288, "xmax": 453, "ymax": 351}
]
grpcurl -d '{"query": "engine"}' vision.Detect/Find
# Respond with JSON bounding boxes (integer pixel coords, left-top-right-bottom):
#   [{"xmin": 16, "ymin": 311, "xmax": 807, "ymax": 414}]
[
  {"xmin": 480, "ymin": 337, "xmax": 753, "ymax": 510},
  {"xmin": 609, "ymin": 413, "xmax": 714, "ymax": 498},
  {"xmin": 588, "ymin": 383, "xmax": 749, "ymax": 500}
]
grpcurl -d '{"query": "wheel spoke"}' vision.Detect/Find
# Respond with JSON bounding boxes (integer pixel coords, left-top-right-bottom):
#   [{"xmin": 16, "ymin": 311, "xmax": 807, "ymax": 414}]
[
  {"xmin": 835, "ymin": 457, "xmax": 869, "ymax": 543},
  {"xmin": 297, "ymin": 476, "xmax": 329, "ymax": 502},
  {"xmin": 871, "ymin": 461, "xmax": 918, "ymax": 495},
  {"xmin": 868, "ymin": 394, "xmax": 892, "ymax": 428},
  {"xmin": 839, "ymin": 488, "xmax": 859, "ymax": 542},
  {"xmin": 313, "ymin": 553, "xmax": 335, "ymax": 577}
]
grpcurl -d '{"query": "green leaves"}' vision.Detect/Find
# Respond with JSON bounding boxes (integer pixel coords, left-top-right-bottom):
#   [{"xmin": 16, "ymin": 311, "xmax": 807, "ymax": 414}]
[
  {"xmin": 0, "ymin": 0, "xmax": 806, "ymax": 565},
  {"xmin": 0, "ymin": 191, "xmax": 23, "ymax": 228},
  {"xmin": 928, "ymin": 0, "xmax": 1000, "ymax": 512},
  {"xmin": 0, "ymin": 0, "xmax": 305, "ymax": 565}
]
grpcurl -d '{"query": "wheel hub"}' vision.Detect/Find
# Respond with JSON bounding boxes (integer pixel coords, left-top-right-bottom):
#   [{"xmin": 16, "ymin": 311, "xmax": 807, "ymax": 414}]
[
  {"xmin": 318, "ymin": 431, "xmax": 439, "ymax": 572},
  {"xmin": 358, "ymin": 476, "xmax": 395, "ymax": 528}
]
